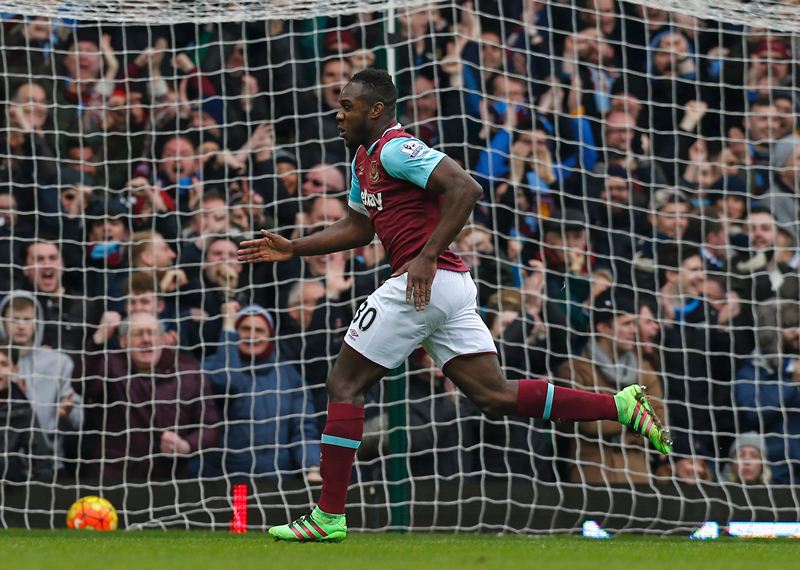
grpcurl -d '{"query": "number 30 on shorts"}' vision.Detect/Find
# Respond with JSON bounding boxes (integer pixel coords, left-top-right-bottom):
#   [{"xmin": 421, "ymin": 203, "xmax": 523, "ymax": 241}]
[{"xmin": 353, "ymin": 301, "xmax": 377, "ymax": 331}]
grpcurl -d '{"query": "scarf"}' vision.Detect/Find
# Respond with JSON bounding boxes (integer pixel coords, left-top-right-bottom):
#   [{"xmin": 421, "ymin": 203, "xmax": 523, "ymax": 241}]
[
  {"xmin": 88, "ymin": 241, "xmax": 123, "ymax": 266},
  {"xmin": 588, "ymin": 338, "xmax": 639, "ymax": 390}
]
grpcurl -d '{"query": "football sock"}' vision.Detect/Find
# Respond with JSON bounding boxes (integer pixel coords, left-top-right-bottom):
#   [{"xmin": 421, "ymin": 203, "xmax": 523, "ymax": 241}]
[
  {"xmin": 515, "ymin": 379, "xmax": 618, "ymax": 422},
  {"xmin": 317, "ymin": 402, "xmax": 365, "ymax": 515}
]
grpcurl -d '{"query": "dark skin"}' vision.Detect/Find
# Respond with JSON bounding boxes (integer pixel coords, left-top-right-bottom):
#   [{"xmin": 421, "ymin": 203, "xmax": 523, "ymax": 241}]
[{"xmin": 238, "ymin": 79, "xmax": 517, "ymax": 413}]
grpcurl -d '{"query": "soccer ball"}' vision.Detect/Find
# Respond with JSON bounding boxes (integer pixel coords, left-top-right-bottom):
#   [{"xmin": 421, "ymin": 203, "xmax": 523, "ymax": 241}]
[{"xmin": 66, "ymin": 496, "xmax": 118, "ymax": 531}]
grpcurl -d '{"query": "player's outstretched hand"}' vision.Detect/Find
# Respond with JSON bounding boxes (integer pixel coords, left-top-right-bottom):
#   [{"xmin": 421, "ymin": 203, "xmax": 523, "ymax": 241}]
[
  {"xmin": 237, "ymin": 229, "xmax": 294, "ymax": 264},
  {"xmin": 392, "ymin": 254, "xmax": 437, "ymax": 312}
]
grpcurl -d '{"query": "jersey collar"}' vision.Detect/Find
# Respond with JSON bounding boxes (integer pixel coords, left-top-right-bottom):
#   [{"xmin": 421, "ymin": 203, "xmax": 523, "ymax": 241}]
[{"xmin": 365, "ymin": 122, "xmax": 402, "ymax": 156}]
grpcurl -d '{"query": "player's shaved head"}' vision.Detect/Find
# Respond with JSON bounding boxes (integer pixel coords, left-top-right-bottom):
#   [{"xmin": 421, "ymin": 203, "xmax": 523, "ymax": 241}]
[
  {"xmin": 337, "ymin": 68, "xmax": 399, "ymax": 148},
  {"xmin": 348, "ymin": 68, "xmax": 397, "ymax": 118}
]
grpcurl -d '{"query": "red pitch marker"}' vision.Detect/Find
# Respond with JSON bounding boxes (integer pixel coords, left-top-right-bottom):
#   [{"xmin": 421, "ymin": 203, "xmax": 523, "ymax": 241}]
[{"xmin": 229, "ymin": 484, "xmax": 248, "ymax": 534}]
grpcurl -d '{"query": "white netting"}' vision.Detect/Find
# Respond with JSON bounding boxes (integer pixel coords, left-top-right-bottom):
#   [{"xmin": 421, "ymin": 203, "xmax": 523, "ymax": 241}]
[
  {"xmin": 0, "ymin": 1, "xmax": 443, "ymax": 24},
  {"xmin": 624, "ymin": 0, "xmax": 800, "ymax": 34},
  {"xmin": 0, "ymin": 0, "xmax": 800, "ymax": 533}
]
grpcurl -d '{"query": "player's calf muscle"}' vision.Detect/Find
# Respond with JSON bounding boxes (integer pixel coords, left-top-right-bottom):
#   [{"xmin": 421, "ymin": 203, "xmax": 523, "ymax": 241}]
[
  {"xmin": 326, "ymin": 378, "xmax": 364, "ymax": 405},
  {"xmin": 471, "ymin": 383, "xmax": 517, "ymax": 418},
  {"xmin": 325, "ymin": 351, "xmax": 384, "ymax": 404},
  {"xmin": 444, "ymin": 355, "xmax": 517, "ymax": 417}
]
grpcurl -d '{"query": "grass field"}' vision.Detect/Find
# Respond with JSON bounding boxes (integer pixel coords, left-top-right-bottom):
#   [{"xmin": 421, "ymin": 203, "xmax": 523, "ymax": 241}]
[{"xmin": 3, "ymin": 530, "xmax": 800, "ymax": 570}]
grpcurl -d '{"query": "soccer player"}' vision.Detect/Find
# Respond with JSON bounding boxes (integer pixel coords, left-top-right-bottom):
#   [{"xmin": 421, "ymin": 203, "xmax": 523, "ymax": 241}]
[{"xmin": 238, "ymin": 69, "xmax": 671, "ymax": 542}]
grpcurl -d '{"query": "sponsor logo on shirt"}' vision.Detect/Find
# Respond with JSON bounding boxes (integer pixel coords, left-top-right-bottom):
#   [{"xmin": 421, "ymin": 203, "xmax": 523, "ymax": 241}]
[
  {"xmin": 400, "ymin": 140, "xmax": 425, "ymax": 158},
  {"xmin": 348, "ymin": 328, "xmax": 359, "ymax": 340},
  {"xmin": 361, "ymin": 188, "xmax": 383, "ymax": 211}
]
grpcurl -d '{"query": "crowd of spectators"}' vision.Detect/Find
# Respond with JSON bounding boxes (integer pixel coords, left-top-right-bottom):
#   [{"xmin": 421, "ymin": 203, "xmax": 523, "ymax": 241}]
[{"xmin": 0, "ymin": 1, "xmax": 798, "ymax": 489}]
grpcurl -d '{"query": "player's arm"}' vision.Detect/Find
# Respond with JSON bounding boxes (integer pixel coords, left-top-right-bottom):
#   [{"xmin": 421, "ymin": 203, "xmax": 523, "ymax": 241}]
[
  {"xmin": 237, "ymin": 208, "xmax": 374, "ymax": 263},
  {"xmin": 388, "ymin": 150, "xmax": 482, "ymax": 311},
  {"xmin": 417, "ymin": 156, "xmax": 483, "ymax": 263},
  {"xmin": 294, "ymin": 207, "xmax": 375, "ymax": 256},
  {"xmin": 239, "ymin": 158, "xmax": 375, "ymax": 263}
]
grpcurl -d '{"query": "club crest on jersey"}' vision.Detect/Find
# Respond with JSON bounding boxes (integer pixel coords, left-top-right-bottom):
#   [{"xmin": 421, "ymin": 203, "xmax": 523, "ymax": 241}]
[
  {"xmin": 361, "ymin": 188, "xmax": 383, "ymax": 211},
  {"xmin": 369, "ymin": 161, "xmax": 380, "ymax": 183},
  {"xmin": 400, "ymin": 140, "xmax": 425, "ymax": 158}
]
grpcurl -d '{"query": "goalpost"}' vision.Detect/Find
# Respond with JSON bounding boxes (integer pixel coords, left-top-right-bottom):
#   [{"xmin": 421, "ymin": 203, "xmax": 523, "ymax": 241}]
[{"xmin": 1, "ymin": 0, "xmax": 799, "ymax": 533}]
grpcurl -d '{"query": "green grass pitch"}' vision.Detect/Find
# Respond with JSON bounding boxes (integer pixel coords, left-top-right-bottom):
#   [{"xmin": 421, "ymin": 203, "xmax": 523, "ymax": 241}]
[{"xmin": 3, "ymin": 529, "xmax": 799, "ymax": 570}]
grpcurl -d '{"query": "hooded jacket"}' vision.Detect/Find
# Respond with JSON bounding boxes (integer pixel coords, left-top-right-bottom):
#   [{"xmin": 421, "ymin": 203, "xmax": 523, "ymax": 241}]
[
  {"xmin": 203, "ymin": 305, "xmax": 320, "ymax": 478},
  {"xmin": 0, "ymin": 290, "xmax": 81, "ymax": 462}
]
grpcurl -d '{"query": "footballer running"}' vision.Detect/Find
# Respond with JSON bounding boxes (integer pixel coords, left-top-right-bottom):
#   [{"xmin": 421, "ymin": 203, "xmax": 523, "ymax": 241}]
[{"xmin": 238, "ymin": 69, "xmax": 671, "ymax": 542}]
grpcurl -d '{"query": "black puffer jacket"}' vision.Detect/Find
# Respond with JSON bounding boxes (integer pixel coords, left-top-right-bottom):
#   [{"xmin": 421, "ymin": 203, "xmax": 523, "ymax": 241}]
[{"xmin": 0, "ymin": 383, "xmax": 54, "ymax": 482}]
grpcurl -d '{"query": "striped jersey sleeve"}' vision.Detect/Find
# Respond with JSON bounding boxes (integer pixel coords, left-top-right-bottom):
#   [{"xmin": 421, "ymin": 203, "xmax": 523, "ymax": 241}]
[
  {"xmin": 348, "ymin": 158, "xmax": 368, "ymax": 216},
  {"xmin": 379, "ymin": 137, "xmax": 446, "ymax": 190}
]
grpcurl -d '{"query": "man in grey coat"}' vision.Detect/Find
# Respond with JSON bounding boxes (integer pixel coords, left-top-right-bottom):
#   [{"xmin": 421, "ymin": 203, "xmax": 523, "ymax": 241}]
[
  {"xmin": 0, "ymin": 290, "xmax": 81, "ymax": 469},
  {"xmin": 765, "ymin": 136, "xmax": 800, "ymax": 245},
  {"xmin": 0, "ymin": 339, "xmax": 54, "ymax": 481}
]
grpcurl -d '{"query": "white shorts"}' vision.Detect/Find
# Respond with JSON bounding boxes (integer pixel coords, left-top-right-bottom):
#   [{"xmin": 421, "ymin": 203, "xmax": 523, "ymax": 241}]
[{"xmin": 343, "ymin": 269, "xmax": 497, "ymax": 369}]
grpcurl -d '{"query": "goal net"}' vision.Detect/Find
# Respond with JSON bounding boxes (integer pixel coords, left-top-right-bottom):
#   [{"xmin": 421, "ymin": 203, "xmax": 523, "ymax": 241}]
[{"xmin": 1, "ymin": 0, "xmax": 799, "ymax": 533}]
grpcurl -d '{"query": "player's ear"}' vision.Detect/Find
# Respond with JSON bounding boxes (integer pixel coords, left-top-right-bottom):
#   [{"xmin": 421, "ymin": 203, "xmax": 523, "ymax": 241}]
[{"xmin": 369, "ymin": 101, "xmax": 384, "ymax": 119}]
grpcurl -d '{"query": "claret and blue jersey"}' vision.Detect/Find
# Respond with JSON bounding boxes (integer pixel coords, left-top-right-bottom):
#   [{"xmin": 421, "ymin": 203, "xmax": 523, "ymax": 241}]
[{"xmin": 347, "ymin": 122, "xmax": 469, "ymax": 274}]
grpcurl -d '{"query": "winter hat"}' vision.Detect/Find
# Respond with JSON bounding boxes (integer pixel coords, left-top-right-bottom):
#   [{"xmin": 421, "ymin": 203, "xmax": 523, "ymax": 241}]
[
  {"xmin": 323, "ymin": 30, "xmax": 358, "ymax": 54},
  {"xmin": 728, "ymin": 432, "xmax": 767, "ymax": 459},
  {"xmin": 235, "ymin": 304, "xmax": 275, "ymax": 360},
  {"xmin": 605, "ymin": 164, "xmax": 630, "ymax": 180},
  {"xmin": 235, "ymin": 304, "xmax": 275, "ymax": 335},
  {"xmin": 770, "ymin": 135, "xmax": 800, "ymax": 169},
  {"xmin": 754, "ymin": 38, "xmax": 791, "ymax": 60},
  {"xmin": 649, "ymin": 188, "xmax": 688, "ymax": 212},
  {"xmin": 592, "ymin": 287, "xmax": 637, "ymax": 329},
  {"xmin": 274, "ymin": 148, "xmax": 299, "ymax": 167}
]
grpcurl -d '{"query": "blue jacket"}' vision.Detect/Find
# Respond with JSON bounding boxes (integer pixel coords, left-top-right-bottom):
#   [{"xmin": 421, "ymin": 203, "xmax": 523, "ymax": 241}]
[
  {"xmin": 203, "ymin": 329, "xmax": 320, "ymax": 478},
  {"xmin": 475, "ymin": 113, "xmax": 597, "ymax": 185},
  {"xmin": 735, "ymin": 354, "xmax": 800, "ymax": 484}
]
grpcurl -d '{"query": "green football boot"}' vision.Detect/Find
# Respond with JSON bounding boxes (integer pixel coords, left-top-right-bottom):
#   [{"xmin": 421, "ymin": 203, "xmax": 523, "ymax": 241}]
[
  {"xmin": 614, "ymin": 384, "xmax": 672, "ymax": 455},
  {"xmin": 268, "ymin": 507, "xmax": 347, "ymax": 542}
]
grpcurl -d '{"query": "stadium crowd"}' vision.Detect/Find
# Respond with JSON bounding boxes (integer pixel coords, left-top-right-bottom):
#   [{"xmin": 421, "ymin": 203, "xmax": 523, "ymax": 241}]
[{"xmin": 0, "ymin": 0, "xmax": 797, "ymax": 489}]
